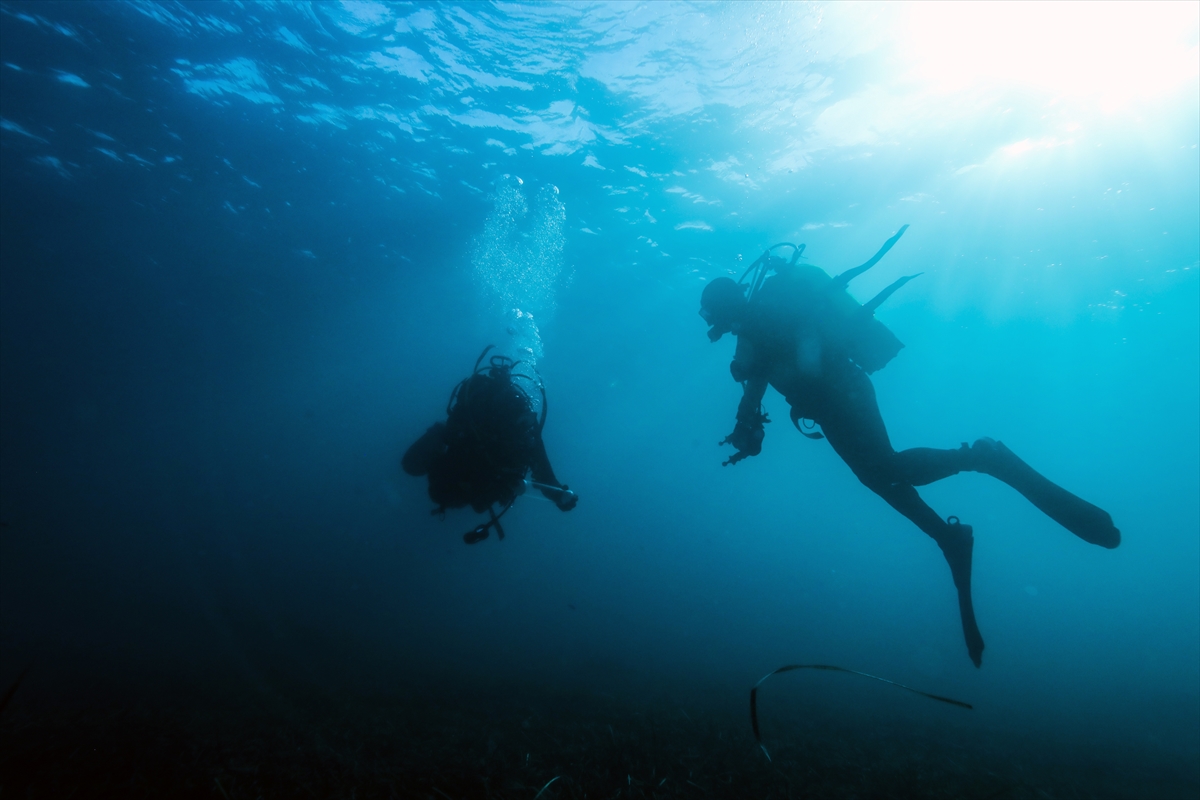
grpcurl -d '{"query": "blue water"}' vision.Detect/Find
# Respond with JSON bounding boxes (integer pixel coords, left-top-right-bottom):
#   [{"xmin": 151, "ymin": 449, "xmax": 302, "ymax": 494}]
[{"xmin": 1, "ymin": 2, "xmax": 1197, "ymax": 796}]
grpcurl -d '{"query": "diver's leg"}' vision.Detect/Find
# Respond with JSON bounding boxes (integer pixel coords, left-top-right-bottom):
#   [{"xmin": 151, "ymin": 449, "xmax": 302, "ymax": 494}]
[
  {"xmin": 969, "ymin": 438, "xmax": 1120, "ymax": 548},
  {"xmin": 817, "ymin": 380, "xmax": 984, "ymax": 666},
  {"xmin": 893, "ymin": 445, "xmax": 972, "ymax": 486},
  {"xmin": 871, "ymin": 483, "xmax": 985, "ymax": 669},
  {"xmin": 815, "ymin": 378, "xmax": 968, "ymax": 489}
]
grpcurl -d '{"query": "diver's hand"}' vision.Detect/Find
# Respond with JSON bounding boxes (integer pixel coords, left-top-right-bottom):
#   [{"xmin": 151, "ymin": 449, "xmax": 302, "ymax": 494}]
[
  {"xmin": 555, "ymin": 486, "xmax": 578, "ymax": 512},
  {"xmin": 726, "ymin": 420, "xmax": 764, "ymax": 457}
]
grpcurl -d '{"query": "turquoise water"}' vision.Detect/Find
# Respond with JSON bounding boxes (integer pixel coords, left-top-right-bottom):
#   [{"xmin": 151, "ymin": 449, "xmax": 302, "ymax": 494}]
[{"xmin": 1, "ymin": 2, "xmax": 1197, "ymax": 796}]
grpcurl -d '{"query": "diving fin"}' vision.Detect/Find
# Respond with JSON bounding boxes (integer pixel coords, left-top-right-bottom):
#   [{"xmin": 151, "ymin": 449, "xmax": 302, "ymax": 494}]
[
  {"xmin": 940, "ymin": 517, "xmax": 984, "ymax": 668},
  {"xmin": 862, "ymin": 273, "xmax": 922, "ymax": 315},
  {"xmin": 832, "ymin": 224, "xmax": 909, "ymax": 289},
  {"xmin": 463, "ymin": 524, "xmax": 490, "ymax": 545},
  {"xmin": 971, "ymin": 439, "xmax": 1120, "ymax": 549}
]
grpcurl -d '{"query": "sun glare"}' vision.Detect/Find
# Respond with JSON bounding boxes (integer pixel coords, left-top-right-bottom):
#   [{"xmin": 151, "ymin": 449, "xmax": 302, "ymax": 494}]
[{"xmin": 902, "ymin": 1, "xmax": 1199, "ymax": 112}]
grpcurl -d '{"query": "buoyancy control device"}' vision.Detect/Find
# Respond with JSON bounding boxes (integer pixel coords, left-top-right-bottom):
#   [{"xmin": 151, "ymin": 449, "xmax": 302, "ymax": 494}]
[{"xmin": 738, "ymin": 224, "xmax": 920, "ymax": 375}]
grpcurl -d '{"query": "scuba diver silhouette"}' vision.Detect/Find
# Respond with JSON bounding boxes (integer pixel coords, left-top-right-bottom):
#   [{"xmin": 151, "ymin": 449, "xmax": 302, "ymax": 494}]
[
  {"xmin": 403, "ymin": 346, "xmax": 577, "ymax": 544},
  {"xmin": 699, "ymin": 226, "xmax": 1119, "ymax": 667}
]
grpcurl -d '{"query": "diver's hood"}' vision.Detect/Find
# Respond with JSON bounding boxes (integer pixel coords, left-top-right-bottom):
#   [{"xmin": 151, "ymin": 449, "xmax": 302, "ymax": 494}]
[{"xmin": 700, "ymin": 302, "xmax": 736, "ymax": 342}]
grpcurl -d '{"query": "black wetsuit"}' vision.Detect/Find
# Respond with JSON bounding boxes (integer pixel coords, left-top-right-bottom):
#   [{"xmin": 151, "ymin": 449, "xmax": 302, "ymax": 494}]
[
  {"xmin": 732, "ymin": 266, "xmax": 969, "ymax": 545},
  {"xmin": 724, "ymin": 263, "xmax": 1119, "ymax": 667}
]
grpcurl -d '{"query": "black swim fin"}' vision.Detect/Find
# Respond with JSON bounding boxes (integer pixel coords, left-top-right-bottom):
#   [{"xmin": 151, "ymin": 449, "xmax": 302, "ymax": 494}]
[
  {"xmin": 463, "ymin": 524, "xmax": 490, "ymax": 545},
  {"xmin": 940, "ymin": 517, "xmax": 984, "ymax": 668},
  {"xmin": 971, "ymin": 439, "xmax": 1120, "ymax": 549}
]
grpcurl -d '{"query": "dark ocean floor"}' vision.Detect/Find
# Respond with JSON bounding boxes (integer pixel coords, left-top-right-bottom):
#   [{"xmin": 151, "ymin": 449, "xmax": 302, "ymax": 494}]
[{"xmin": 2, "ymin": 681, "xmax": 1197, "ymax": 800}]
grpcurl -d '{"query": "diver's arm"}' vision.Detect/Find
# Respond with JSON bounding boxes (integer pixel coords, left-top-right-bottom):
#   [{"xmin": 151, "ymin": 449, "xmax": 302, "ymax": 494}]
[
  {"xmin": 720, "ymin": 375, "xmax": 769, "ymax": 465},
  {"xmin": 736, "ymin": 375, "xmax": 768, "ymax": 426},
  {"xmin": 401, "ymin": 422, "xmax": 446, "ymax": 476},
  {"xmin": 717, "ymin": 329, "xmax": 770, "ymax": 464},
  {"xmin": 529, "ymin": 433, "xmax": 577, "ymax": 511}
]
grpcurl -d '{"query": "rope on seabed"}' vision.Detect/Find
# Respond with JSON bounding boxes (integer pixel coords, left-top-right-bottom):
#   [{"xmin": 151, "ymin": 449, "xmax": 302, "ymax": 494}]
[
  {"xmin": 750, "ymin": 663, "xmax": 973, "ymax": 762},
  {"xmin": 533, "ymin": 775, "xmax": 561, "ymax": 799}
]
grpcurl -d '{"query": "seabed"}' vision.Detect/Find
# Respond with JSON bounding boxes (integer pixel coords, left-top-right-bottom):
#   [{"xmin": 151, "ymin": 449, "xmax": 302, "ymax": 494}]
[{"xmin": 2, "ymin": 685, "xmax": 1195, "ymax": 799}]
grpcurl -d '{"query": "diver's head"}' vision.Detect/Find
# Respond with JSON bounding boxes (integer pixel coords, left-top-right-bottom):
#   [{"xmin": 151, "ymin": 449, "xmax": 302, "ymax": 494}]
[{"xmin": 699, "ymin": 277, "xmax": 746, "ymax": 341}]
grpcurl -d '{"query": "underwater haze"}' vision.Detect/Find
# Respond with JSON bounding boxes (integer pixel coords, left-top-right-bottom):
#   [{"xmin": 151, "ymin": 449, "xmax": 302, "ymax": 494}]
[{"xmin": 1, "ymin": 2, "xmax": 1197, "ymax": 797}]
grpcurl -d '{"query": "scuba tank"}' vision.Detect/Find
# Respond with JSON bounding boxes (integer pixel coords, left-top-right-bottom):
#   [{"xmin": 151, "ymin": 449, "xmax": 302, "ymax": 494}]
[
  {"xmin": 428, "ymin": 345, "xmax": 547, "ymax": 515},
  {"xmin": 738, "ymin": 225, "xmax": 919, "ymax": 375}
]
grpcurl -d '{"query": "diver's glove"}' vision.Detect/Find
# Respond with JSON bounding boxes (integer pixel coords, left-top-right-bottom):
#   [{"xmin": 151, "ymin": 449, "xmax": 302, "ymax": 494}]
[
  {"xmin": 729, "ymin": 420, "xmax": 764, "ymax": 455},
  {"xmin": 555, "ymin": 485, "xmax": 578, "ymax": 512},
  {"xmin": 720, "ymin": 416, "xmax": 767, "ymax": 466}
]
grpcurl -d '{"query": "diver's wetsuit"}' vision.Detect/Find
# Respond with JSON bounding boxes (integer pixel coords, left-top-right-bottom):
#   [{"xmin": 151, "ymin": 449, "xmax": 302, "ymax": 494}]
[
  {"xmin": 735, "ymin": 329, "xmax": 968, "ymax": 534},
  {"xmin": 725, "ymin": 264, "xmax": 1118, "ymax": 667}
]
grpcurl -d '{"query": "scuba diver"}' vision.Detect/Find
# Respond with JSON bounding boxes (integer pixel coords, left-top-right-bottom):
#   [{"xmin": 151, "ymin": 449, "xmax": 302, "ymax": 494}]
[
  {"xmin": 403, "ymin": 346, "xmax": 577, "ymax": 544},
  {"xmin": 699, "ymin": 226, "xmax": 1120, "ymax": 667}
]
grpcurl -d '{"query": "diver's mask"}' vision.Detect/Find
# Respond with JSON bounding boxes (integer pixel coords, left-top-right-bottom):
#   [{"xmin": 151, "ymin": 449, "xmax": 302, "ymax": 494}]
[{"xmin": 701, "ymin": 308, "xmax": 735, "ymax": 342}]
